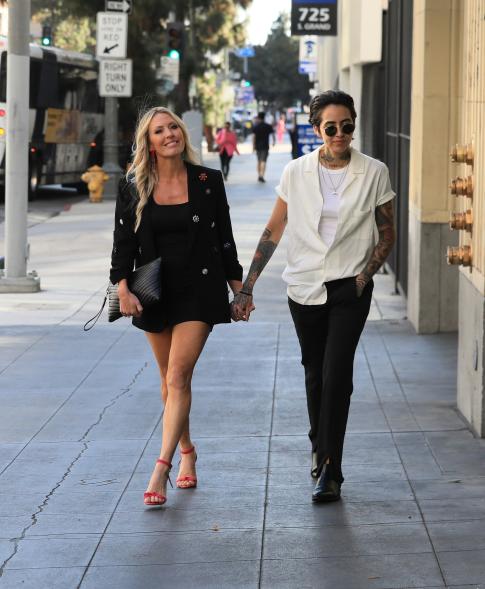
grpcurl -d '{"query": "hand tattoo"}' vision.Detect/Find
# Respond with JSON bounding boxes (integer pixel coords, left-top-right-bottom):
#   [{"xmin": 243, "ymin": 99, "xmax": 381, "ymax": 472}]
[{"xmin": 356, "ymin": 200, "xmax": 396, "ymax": 292}]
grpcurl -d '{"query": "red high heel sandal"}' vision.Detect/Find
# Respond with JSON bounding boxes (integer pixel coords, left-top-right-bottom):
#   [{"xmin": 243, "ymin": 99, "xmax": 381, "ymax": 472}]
[
  {"xmin": 143, "ymin": 458, "xmax": 172, "ymax": 506},
  {"xmin": 176, "ymin": 446, "xmax": 198, "ymax": 489}
]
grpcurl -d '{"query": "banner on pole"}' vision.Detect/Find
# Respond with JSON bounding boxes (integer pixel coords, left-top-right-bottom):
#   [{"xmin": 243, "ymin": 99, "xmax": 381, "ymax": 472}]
[
  {"xmin": 296, "ymin": 113, "xmax": 322, "ymax": 157},
  {"xmin": 299, "ymin": 36, "xmax": 317, "ymax": 74}
]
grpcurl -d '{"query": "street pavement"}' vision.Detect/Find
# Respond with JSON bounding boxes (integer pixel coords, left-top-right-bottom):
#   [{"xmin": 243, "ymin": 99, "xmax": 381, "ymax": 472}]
[{"xmin": 0, "ymin": 140, "xmax": 484, "ymax": 589}]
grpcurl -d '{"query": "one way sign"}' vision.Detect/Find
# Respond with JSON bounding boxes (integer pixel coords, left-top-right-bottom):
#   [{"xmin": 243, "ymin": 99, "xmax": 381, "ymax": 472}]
[
  {"xmin": 96, "ymin": 12, "xmax": 128, "ymax": 59},
  {"xmin": 105, "ymin": 0, "xmax": 132, "ymax": 14}
]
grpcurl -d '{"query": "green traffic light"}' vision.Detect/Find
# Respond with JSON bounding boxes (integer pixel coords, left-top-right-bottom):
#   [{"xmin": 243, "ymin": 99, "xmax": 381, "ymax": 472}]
[
  {"xmin": 168, "ymin": 49, "xmax": 180, "ymax": 59},
  {"xmin": 42, "ymin": 37, "xmax": 51, "ymax": 46},
  {"xmin": 243, "ymin": 80, "xmax": 251, "ymax": 87}
]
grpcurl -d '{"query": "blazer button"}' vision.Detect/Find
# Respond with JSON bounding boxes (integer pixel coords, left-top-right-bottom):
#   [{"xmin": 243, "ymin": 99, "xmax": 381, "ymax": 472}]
[
  {"xmin": 192, "ymin": 215, "xmax": 200, "ymax": 223},
  {"xmin": 205, "ymin": 188, "xmax": 211, "ymax": 195},
  {"xmin": 211, "ymin": 221, "xmax": 215, "ymax": 228},
  {"xmin": 202, "ymin": 268, "xmax": 208, "ymax": 275}
]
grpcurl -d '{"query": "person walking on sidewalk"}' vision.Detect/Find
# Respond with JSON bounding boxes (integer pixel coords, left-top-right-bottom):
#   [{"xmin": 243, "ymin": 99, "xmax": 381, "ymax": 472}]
[
  {"xmin": 276, "ymin": 114, "xmax": 286, "ymax": 144},
  {"xmin": 110, "ymin": 106, "xmax": 244, "ymax": 507},
  {"xmin": 215, "ymin": 121, "xmax": 239, "ymax": 180},
  {"xmin": 232, "ymin": 91, "xmax": 396, "ymax": 503},
  {"xmin": 253, "ymin": 112, "xmax": 275, "ymax": 183}
]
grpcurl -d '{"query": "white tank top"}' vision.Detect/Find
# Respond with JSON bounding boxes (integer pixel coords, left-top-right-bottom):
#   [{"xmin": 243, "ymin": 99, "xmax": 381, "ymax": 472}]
[{"xmin": 317, "ymin": 163, "xmax": 349, "ymax": 247}]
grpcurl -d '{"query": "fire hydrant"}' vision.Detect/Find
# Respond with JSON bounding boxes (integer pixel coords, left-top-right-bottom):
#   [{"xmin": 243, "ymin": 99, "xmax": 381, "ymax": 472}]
[{"xmin": 81, "ymin": 165, "xmax": 109, "ymax": 203}]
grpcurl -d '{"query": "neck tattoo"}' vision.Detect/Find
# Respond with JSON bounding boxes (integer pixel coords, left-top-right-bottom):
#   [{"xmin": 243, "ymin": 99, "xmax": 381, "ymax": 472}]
[{"xmin": 319, "ymin": 148, "xmax": 351, "ymax": 169}]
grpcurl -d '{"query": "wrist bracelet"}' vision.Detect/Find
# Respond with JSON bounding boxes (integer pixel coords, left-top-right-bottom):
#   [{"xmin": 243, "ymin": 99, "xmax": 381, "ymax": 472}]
[{"xmin": 238, "ymin": 290, "xmax": 253, "ymax": 297}]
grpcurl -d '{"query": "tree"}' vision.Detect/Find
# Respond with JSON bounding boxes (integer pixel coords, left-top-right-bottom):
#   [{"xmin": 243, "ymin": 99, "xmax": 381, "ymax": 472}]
[
  {"xmin": 31, "ymin": 0, "xmax": 252, "ymax": 131},
  {"xmin": 231, "ymin": 13, "xmax": 312, "ymax": 112}
]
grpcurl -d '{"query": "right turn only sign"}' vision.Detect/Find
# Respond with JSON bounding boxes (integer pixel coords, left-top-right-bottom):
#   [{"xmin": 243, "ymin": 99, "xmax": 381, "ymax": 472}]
[{"xmin": 99, "ymin": 59, "xmax": 133, "ymax": 97}]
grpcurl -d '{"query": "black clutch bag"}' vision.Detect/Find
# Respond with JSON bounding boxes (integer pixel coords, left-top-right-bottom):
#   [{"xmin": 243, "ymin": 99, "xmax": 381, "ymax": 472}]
[{"xmin": 84, "ymin": 257, "xmax": 162, "ymax": 331}]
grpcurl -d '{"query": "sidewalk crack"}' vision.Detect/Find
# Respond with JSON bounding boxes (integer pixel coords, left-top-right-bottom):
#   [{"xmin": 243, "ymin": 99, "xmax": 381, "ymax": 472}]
[
  {"xmin": 258, "ymin": 324, "xmax": 280, "ymax": 587},
  {"xmin": 0, "ymin": 361, "xmax": 148, "ymax": 578}
]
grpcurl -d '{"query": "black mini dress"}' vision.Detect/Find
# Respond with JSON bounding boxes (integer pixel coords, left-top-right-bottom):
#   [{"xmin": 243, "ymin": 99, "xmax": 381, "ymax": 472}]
[{"xmin": 132, "ymin": 198, "xmax": 212, "ymax": 333}]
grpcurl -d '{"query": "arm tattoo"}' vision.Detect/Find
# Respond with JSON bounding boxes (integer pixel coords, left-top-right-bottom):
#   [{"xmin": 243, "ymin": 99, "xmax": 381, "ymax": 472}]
[
  {"xmin": 243, "ymin": 227, "xmax": 277, "ymax": 292},
  {"xmin": 232, "ymin": 226, "xmax": 278, "ymax": 315},
  {"xmin": 356, "ymin": 201, "xmax": 396, "ymax": 295}
]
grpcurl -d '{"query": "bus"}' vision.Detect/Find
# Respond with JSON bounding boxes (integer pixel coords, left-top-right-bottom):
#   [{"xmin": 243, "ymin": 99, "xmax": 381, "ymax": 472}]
[{"xmin": 0, "ymin": 35, "xmax": 104, "ymax": 198}]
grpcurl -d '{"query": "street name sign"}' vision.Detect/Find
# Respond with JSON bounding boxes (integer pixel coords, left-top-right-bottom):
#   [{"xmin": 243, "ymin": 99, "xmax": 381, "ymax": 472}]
[
  {"xmin": 96, "ymin": 12, "xmax": 128, "ymax": 58},
  {"xmin": 105, "ymin": 0, "xmax": 132, "ymax": 14},
  {"xmin": 291, "ymin": 0, "xmax": 337, "ymax": 36},
  {"xmin": 99, "ymin": 59, "xmax": 132, "ymax": 96},
  {"xmin": 235, "ymin": 46, "xmax": 255, "ymax": 58},
  {"xmin": 299, "ymin": 36, "xmax": 317, "ymax": 74}
]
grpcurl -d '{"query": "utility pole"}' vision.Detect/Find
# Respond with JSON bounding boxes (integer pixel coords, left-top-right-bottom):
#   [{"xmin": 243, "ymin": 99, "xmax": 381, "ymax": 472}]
[{"xmin": 0, "ymin": 0, "xmax": 40, "ymax": 293}]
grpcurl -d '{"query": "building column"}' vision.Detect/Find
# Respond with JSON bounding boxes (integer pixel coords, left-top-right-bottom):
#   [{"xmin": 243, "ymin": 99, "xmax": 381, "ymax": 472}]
[{"xmin": 407, "ymin": 0, "xmax": 459, "ymax": 333}]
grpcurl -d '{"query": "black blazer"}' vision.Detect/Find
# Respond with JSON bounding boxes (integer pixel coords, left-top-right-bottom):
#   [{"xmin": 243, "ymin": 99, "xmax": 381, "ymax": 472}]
[{"xmin": 110, "ymin": 162, "xmax": 243, "ymax": 325}]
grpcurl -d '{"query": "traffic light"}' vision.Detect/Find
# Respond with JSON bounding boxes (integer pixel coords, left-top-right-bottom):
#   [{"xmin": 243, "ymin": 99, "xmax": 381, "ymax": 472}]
[
  {"xmin": 166, "ymin": 22, "xmax": 184, "ymax": 59},
  {"xmin": 41, "ymin": 24, "xmax": 52, "ymax": 47},
  {"xmin": 242, "ymin": 80, "xmax": 252, "ymax": 87}
]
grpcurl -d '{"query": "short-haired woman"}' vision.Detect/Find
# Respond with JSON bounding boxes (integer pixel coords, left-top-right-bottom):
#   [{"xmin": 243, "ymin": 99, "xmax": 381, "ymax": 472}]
[
  {"xmin": 110, "ymin": 107, "xmax": 244, "ymax": 506},
  {"xmin": 232, "ymin": 90, "xmax": 396, "ymax": 502}
]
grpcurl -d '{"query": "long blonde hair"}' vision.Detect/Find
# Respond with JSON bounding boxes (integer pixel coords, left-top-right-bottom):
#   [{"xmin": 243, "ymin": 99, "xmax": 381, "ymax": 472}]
[{"xmin": 126, "ymin": 107, "xmax": 200, "ymax": 231}]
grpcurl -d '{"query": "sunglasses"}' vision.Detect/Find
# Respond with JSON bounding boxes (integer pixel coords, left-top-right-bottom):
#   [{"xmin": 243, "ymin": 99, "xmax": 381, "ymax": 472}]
[{"xmin": 323, "ymin": 123, "xmax": 355, "ymax": 137}]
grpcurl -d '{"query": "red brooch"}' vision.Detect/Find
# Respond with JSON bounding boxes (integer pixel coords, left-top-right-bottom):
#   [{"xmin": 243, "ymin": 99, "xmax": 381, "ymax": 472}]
[{"xmin": 199, "ymin": 172, "xmax": 208, "ymax": 181}]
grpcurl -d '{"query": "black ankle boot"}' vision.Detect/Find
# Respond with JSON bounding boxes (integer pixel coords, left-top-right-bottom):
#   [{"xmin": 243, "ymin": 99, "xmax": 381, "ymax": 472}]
[{"xmin": 312, "ymin": 465, "xmax": 341, "ymax": 503}]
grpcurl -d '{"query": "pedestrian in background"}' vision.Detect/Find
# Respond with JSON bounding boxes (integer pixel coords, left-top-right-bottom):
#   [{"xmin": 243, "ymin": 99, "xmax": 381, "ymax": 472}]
[
  {"xmin": 276, "ymin": 114, "xmax": 286, "ymax": 143},
  {"xmin": 288, "ymin": 116, "xmax": 299, "ymax": 160},
  {"xmin": 215, "ymin": 121, "xmax": 239, "ymax": 180},
  {"xmin": 233, "ymin": 90, "xmax": 396, "ymax": 503},
  {"xmin": 252, "ymin": 111, "xmax": 275, "ymax": 183},
  {"xmin": 110, "ymin": 106, "xmax": 245, "ymax": 507}
]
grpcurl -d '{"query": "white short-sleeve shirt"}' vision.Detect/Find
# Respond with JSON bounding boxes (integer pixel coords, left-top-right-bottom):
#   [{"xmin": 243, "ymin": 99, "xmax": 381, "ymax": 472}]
[{"xmin": 275, "ymin": 147, "xmax": 395, "ymax": 305}]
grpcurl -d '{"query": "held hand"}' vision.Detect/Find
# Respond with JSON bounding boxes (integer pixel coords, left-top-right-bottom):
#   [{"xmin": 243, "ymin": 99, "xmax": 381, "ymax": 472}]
[
  {"xmin": 232, "ymin": 291, "xmax": 255, "ymax": 322},
  {"xmin": 119, "ymin": 290, "xmax": 143, "ymax": 318}
]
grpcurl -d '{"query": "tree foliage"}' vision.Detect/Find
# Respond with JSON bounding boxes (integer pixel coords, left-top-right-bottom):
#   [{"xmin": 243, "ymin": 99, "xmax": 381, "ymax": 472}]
[
  {"xmin": 31, "ymin": 0, "xmax": 252, "ymax": 133},
  {"xmin": 231, "ymin": 14, "xmax": 312, "ymax": 112}
]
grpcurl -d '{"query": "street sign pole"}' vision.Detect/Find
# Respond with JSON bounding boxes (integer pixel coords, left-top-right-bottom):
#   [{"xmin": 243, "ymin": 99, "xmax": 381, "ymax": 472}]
[
  {"xmin": 96, "ymin": 12, "xmax": 130, "ymax": 199},
  {"xmin": 0, "ymin": 0, "xmax": 40, "ymax": 293},
  {"xmin": 103, "ymin": 96, "xmax": 121, "ymax": 200}
]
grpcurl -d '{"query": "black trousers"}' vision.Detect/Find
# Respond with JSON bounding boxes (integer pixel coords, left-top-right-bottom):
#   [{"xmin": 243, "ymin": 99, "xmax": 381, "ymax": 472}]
[
  {"xmin": 219, "ymin": 150, "xmax": 233, "ymax": 177},
  {"xmin": 288, "ymin": 277, "xmax": 373, "ymax": 484}
]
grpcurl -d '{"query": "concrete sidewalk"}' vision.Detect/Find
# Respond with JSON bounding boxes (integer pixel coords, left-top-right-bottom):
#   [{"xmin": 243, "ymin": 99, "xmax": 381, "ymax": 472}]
[{"xmin": 0, "ymin": 143, "xmax": 484, "ymax": 589}]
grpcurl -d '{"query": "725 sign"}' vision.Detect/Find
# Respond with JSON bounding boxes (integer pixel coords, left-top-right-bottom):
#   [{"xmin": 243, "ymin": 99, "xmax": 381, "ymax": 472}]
[{"xmin": 291, "ymin": 1, "xmax": 337, "ymax": 36}]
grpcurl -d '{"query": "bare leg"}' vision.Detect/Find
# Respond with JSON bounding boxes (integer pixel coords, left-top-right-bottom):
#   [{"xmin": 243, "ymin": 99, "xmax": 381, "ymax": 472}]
[{"xmin": 144, "ymin": 322, "xmax": 210, "ymax": 503}]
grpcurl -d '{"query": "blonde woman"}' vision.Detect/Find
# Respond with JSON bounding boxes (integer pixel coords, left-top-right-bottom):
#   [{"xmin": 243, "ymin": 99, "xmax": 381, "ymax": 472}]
[{"xmin": 110, "ymin": 107, "xmax": 244, "ymax": 506}]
